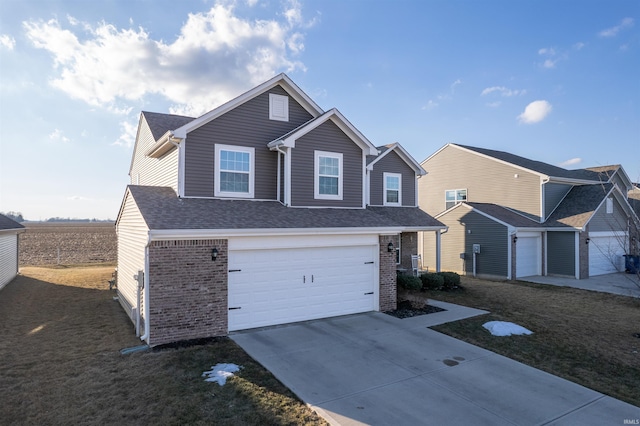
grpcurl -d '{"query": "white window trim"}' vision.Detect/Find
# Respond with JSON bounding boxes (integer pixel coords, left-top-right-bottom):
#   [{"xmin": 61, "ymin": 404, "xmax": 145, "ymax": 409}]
[
  {"xmin": 383, "ymin": 172, "xmax": 402, "ymax": 206},
  {"xmin": 606, "ymin": 197, "xmax": 613, "ymax": 214},
  {"xmin": 214, "ymin": 144, "xmax": 255, "ymax": 198},
  {"xmin": 445, "ymin": 188, "xmax": 467, "ymax": 208},
  {"xmin": 269, "ymin": 93, "xmax": 289, "ymax": 122},
  {"xmin": 314, "ymin": 150, "xmax": 343, "ymax": 200}
]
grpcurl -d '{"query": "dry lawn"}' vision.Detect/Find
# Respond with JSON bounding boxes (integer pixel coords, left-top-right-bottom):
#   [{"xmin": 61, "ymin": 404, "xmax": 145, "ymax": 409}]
[
  {"xmin": 424, "ymin": 277, "xmax": 640, "ymax": 407},
  {"xmin": 0, "ymin": 265, "xmax": 327, "ymax": 425}
]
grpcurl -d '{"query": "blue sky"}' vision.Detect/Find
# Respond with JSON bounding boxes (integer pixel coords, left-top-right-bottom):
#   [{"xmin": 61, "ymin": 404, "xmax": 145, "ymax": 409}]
[{"xmin": 0, "ymin": 0, "xmax": 638, "ymax": 220}]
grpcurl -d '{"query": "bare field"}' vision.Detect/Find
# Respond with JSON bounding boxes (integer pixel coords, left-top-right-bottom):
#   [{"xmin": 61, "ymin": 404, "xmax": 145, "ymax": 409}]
[{"xmin": 19, "ymin": 222, "xmax": 116, "ymax": 266}]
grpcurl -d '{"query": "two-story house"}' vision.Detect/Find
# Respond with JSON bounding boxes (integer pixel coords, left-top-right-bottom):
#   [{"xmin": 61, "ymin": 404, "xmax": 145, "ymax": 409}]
[
  {"xmin": 418, "ymin": 143, "xmax": 639, "ymax": 281},
  {"xmin": 116, "ymin": 74, "xmax": 446, "ymax": 346}
]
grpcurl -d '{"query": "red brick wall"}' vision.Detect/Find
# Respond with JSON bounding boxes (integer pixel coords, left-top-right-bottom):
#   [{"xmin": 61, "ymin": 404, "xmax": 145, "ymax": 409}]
[
  {"xmin": 379, "ymin": 235, "xmax": 398, "ymax": 311},
  {"xmin": 147, "ymin": 239, "xmax": 228, "ymax": 346}
]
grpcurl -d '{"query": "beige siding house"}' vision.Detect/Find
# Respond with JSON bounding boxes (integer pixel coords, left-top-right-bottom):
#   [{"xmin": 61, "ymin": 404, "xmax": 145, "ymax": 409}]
[{"xmin": 0, "ymin": 215, "xmax": 24, "ymax": 290}]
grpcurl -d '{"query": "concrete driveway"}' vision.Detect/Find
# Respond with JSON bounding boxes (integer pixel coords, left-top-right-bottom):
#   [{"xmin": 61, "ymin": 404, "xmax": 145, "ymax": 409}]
[
  {"xmin": 521, "ymin": 272, "xmax": 640, "ymax": 298},
  {"xmin": 231, "ymin": 303, "xmax": 640, "ymax": 425}
]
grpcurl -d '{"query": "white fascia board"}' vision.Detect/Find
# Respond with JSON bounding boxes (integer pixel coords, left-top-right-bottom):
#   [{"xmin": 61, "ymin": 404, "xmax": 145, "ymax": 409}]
[
  {"xmin": 328, "ymin": 109, "xmax": 378, "ymax": 155},
  {"xmin": 367, "ymin": 142, "xmax": 427, "ymax": 175},
  {"xmin": 450, "ymin": 144, "xmax": 549, "ymax": 179},
  {"xmin": 0, "ymin": 228, "xmax": 25, "ymax": 235},
  {"xmin": 434, "ymin": 202, "xmax": 464, "ymax": 219},
  {"xmin": 420, "ymin": 142, "xmax": 451, "ymax": 167},
  {"xmin": 172, "ymin": 73, "xmax": 324, "ymax": 139},
  {"xmin": 128, "ymin": 112, "xmax": 146, "ymax": 175},
  {"xmin": 115, "ymin": 186, "xmax": 133, "ymax": 229},
  {"xmin": 547, "ymin": 176, "xmax": 601, "ymax": 185}
]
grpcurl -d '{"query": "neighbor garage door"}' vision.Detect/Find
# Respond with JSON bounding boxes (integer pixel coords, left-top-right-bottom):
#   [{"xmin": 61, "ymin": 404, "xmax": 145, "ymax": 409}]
[
  {"xmin": 515, "ymin": 232, "xmax": 542, "ymax": 278},
  {"xmin": 589, "ymin": 233, "xmax": 626, "ymax": 276},
  {"xmin": 228, "ymin": 239, "xmax": 378, "ymax": 331}
]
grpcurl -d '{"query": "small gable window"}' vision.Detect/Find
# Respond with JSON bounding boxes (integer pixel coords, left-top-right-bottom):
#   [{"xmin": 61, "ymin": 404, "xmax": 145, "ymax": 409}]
[
  {"xmin": 384, "ymin": 173, "xmax": 402, "ymax": 206},
  {"xmin": 606, "ymin": 197, "xmax": 613, "ymax": 214},
  {"xmin": 269, "ymin": 93, "xmax": 289, "ymax": 122},
  {"xmin": 314, "ymin": 150, "xmax": 343, "ymax": 200},
  {"xmin": 445, "ymin": 189, "xmax": 467, "ymax": 210},
  {"xmin": 215, "ymin": 144, "xmax": 254, "ymax": 198}
]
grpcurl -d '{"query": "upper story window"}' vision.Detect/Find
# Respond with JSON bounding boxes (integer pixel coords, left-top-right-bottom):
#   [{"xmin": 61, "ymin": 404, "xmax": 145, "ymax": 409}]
[
  {"xmin": 445, "ymin": 189, "xmax": 467, "ymax": 210},
  {"xmin": 269, "ymin": 94, "xmax": 289, "ymax": 122},
  {"xmin": 314, "ymin": 150, "xmax": 343, "ymax": 200},
  {"xmin": 384, "ymin": 173, "xmax": 402, "ymax": 206},
  {"xmin": 214, "ymin": 144, "xmax": 255, "ymax": 198},
  {"xmin": 606, "ymin": 197, "xmax": 613, "ymax": 214}
]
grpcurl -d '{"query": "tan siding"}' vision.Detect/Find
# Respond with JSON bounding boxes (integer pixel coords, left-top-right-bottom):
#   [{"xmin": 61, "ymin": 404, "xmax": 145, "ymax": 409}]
[
  {"xmin": 130, "ymin": 117, "xmax": 179, "ymax": 190},
  {"xmin": 116, "ymin": 192, "xmax": 149, "ymax": 322},
  {"xmin": 419, "ymin": 145, "xmax": 542, "ymax": 220},
  {"xmin": 291, "ymin": 120, "xmax": 364, "ymax": 207},
  {"xmin": 184, "ymin": 85, "xmax": 314, "ymax": 198},
  {"xmin": 369, "ymin": 151, "xmax": 416, "ymax": 207},
  {"xmin": 0, "ymin": 233, "xmax": 18, "ymax": 289}
]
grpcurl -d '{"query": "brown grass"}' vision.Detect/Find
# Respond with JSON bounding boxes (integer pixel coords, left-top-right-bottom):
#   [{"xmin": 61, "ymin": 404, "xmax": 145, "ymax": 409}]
[
  {"xmin": 424, "ymin": 277, "xmax": 640, "ymax": 406},
  {"xmin": 0, "ymin": 265, "xmax": 327, "ymax": 425}
]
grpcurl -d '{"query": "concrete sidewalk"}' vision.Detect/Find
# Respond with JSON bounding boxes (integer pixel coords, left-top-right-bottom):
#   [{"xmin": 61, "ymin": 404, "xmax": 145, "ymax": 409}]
[
  {"xmin": 520, "ymin": 272, "xmax": 640, "ymax": 298},
  {"xmin": 232, "ymin": 304, "xmax": 640, "ymax": 425}
]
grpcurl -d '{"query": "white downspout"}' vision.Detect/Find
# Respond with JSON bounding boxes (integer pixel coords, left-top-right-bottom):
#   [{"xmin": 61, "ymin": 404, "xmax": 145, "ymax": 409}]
[
  {"xmin": 140, "ymin": 236, "xmax": 151, "ymax": 342},
  {"xmin": 274, "ymin": 145, "xmax": 288, "ymax": 205}
]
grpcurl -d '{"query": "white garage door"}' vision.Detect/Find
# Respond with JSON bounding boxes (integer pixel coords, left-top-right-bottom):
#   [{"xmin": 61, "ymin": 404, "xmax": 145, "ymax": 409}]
[
  {"xmin": 589, "ymin": 234, "xmax": 625, "ymax": 276},
  {"xmin": 228, "ymin": 244, "xmax": 378, "ymax": 331},
  {"xmin": 516, "ymin": 233, "xmax": 541, "ymax": 278}
]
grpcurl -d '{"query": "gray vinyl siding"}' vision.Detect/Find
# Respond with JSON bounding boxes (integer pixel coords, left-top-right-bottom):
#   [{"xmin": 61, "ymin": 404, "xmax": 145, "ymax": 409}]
[
  {"xmin": 290, "ymin": 120, "xmax": 363, "ymax": 207},
  {"xmin": 547, "ymin": 232, "xmax": 575, "ymax": 276},
  {"xmin": 116, "ymin": 192, "xmax": 149, "ymax": 323},
  {"xmin": 434, "ymin": 207, "xmax": 508, "ymax": 278},
  {"xmin": 419, "ymin": 146, "xmax": 542, "ymax": 220},
  {"xmin": 589, "ymin": 196, "xmax": 627, "ymax": 232},
  {"xmin": 0, "ymin": 233, "xmax": 19, "ymax": 290},
  {"xmin": 544, "ymin": 183, "xmax": 572, "ymax": 219},
  {"xmin": 184, "ymin": 85, "xmax": 314, "ymax": 198},
  {"xmin": 130, "ymin": 117, "xmax": 179, "ymax": 190},
  {"xmin": 369, "ymin": 151, "xmax": 416, "ymax": 207}
]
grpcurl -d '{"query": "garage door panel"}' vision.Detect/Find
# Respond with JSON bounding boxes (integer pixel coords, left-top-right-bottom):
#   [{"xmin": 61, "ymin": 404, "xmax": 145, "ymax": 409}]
[
  {"xmin": 516, "ymin": 235, "xmax": 542, "ymax": 278},
  {"xmin": 589, "ymin": 236, "xmax": 625, "ymax": 276},
  {"xmin": 228, "ymin": 244, "xmax": 377, "ymax": 331}
]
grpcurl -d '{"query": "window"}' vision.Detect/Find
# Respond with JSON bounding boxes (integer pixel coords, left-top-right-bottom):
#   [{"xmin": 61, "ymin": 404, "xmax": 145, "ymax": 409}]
[
  {"xmin": 269, "ymin": 94, "xmax": 289, "ymax": 122},
  {"xmin": 214, "ymin": 144, "xmax": 254, "ymax": 198},
  {"xmin": 384, "ymin": 173, "xmax": 402, "ymax": 206},
  {"xmin": 445, "ymin": 189, "xmax": 467, "ymax": 210},
  {"xmin": 314, "ymin": 151, "xmax": 343, "ymax": 200},
  {"xmin": 606, "ymin": 197, "xmax": 613, "ymax": 214}
]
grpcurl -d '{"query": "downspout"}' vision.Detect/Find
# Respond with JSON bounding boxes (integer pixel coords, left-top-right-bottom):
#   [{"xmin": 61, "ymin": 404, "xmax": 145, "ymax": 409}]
[
  {"xmin": 272, "ymin": 144, "xmax": 288, "ymax": 205},
  {"xmin": 139, "ymin": 235, "xmax": 152, "ymax": 343},
  {"xmin": 168, "ymin": 132, "xmax": 183, "ymax": 197}
]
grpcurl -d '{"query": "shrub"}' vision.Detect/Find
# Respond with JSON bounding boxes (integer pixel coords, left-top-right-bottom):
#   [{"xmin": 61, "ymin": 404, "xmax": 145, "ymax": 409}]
[
  {"xmin": 420, "ymin": 272, "xmax": 444, "ymax": 290},
  {"xmin": 437, "ymin": 271, "xmax": 461, "ymax": 290},
  {"xmin": 397, "ymin": 274, "xmax": 423, "ymax": 291}
]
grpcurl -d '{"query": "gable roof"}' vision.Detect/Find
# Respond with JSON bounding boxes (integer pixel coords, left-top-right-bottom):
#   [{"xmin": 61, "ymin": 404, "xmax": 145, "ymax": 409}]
[
  {"xmin": 366, "ymin": 143, "xmax": 427, "ymax": 176},
  {"xmin": 123, "ymin": 185, "xmax": 445, "ymax": 234},
  {"xmin": 585, "ymin": 164, "xmax": 633, "ymax": 191},
  {"xmin": 268, "ymin": 108, "xmax": 378, "ymax": 155},
  {"xmin": 142, "ymin": 111, "xmax": 194, "ymax": 142},
  {"xmin": 0, "ymin": 214, "xmax": 24, "ymax": 231},
  {"xmin": 545, "ymin": 183, "xmax": 615, "ymax": 229},
  {"xmin": 437, "ymin": 144, "xmax": 602, "ymax": 183}
]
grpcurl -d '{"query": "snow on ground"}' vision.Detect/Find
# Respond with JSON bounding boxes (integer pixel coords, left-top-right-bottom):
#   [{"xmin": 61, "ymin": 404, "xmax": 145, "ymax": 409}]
[
  {"xmin": 202, "ymin": 363, "xmax": 241, "ymax": 385},
  {"xmin": 483, "ymin": 321, "xmax": 533, "ymax": 336}
]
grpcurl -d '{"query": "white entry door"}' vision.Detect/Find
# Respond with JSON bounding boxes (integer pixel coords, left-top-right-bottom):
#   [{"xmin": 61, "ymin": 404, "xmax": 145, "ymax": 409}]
[{"xmin": 228, "ymin": 243, "xmax": 378, "ymax": 331}]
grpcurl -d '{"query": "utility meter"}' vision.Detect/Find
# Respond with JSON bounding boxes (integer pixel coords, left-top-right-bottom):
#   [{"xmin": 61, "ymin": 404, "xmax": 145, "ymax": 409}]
[{"xmin": 473, "ymin": 244, "xmax": 481, "ymax": 254}]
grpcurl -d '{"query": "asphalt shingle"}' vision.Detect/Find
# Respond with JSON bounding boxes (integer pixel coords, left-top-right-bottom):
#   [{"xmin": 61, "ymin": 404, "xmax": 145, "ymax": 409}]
[
  {"xmin": 0, "ymin": 214, "xmax": 24, "ymax": 231},
  {"xmin": 142, "ymin": 111, "xmax": 195, "ymax": 141}
]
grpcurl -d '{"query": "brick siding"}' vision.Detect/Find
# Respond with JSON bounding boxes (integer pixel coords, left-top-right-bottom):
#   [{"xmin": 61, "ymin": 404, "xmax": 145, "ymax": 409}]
[
  {"xmin": 400, "ymin": 232, "xmax": 418, "ymax": 270},
  {"xmin": 379, "ymin": 235, "xmax": 398, "ymax": 311},
  {"xmin": 147, "ymin": 239, "xmax": 228, "ymax": 346}
]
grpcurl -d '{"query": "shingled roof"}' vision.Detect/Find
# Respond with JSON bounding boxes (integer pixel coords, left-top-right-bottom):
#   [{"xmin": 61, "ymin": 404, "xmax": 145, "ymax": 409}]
[
  {"xmin": 128, "ymin": 186, "xmax": 445, "ymax": 231},
  {"xmin": 0, "ymin": 214, "xmax": 24, "ymax": 231},
  {"xmin": 454, "ymin": 144, "xmax": 602, "ymax": 181},
  {"xmin": 545, "ymin": 183, "xmax": 613, "ymax": 228},
  {"xmin": 462, "ymin": 203, "xmax": 547, "ymax": 228},
  {"xmin": 142, "ymin": 111, "xmax": 194, "ymax": 141}
]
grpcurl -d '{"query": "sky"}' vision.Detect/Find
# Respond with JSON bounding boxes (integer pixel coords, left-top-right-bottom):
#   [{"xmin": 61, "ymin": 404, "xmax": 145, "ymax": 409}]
[{"xmin": 0, "ymin": 0, "xmax": 638, "ymax": 220}]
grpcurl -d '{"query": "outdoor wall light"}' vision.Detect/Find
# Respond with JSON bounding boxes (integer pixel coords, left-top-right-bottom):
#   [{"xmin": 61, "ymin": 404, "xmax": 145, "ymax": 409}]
[
  {"xmin": 387, "ymin": 242, "xmax": 394, "ymax": 253},
  {"xmin": 585, "ymin": 238, "xmax": 590, "ymax": 245},
  {"xmin": 512, "ymin": 235, "xmax": 518, "ymax": 243},
  {"xmin": 211, "ymin": 247, "xmax": 219, "ymax": 261}
]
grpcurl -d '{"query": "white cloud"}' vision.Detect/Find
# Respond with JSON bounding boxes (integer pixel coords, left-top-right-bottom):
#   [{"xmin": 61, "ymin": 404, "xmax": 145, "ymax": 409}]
[
  {"xmin": 538, "ymin": 46, "xmax": 566, "ymax": 69},
  {"xmin": 517, "ymin": 100, "xmax": 552, "ymax": 124},
  {"xmin": 67, "ymin": 195, "xmax": 92, "ymax": 201},
  {"xmin": 0, "ymin": 34, "xmax": 15, "ymax": 50},
  {"xmin": 559, "ymin": 157, "xmax": 582, "ymax": 167},
  {"xmin": 486, "ymin": 101, "xmax": 501, "ymax": 108},
  {"xmin": 573, "ymin": 42, "xmax": 585, "ymax": 50},
  {"xmin": 112, "ymin": 118, "xmax": 138, "ymax": 148},
  {"xmin": 599, "ymin": 17, "xmax": 634, "ymax": 38},
  {"xmin": 421, "ymin": 100, "xmax": 438, "ymax": 111},
  {"xmin": 23, "ymin": 1, "xmax": 311, "ymax": 117},
  {"xmin": 49, "ymin": 128, "xmax": 70, "ymax": 143},
  {"xmin": 450, "ymin": 79, "xmax": 462, "ymax": 91},
  {"xmin": 481, "ymin": 86, "xmax": 526, "ymax": 97}
]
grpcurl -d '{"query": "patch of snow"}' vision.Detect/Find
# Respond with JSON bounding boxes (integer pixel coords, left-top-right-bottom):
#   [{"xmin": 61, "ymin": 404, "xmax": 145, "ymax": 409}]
[
  {"xmin": 483, "ymin": 321, "xmax": 533, "ymax": 336},
  {"xmin": 202, "ymin": 363, "xmax": 241, "ymax": 386}
]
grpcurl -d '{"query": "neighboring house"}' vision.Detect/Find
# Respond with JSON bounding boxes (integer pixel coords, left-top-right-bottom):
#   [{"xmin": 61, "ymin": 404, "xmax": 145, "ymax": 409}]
[
  {"xmin": 116, "ymin": 73, "xmax": 445, "ymax": 346},
  {"xmin": 0, "ymin": 214, "xmax": 24, "ymax": 290},
  {"xmin": 418, "ymin": 143, "xmax": 639, "ymax": 280}
]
